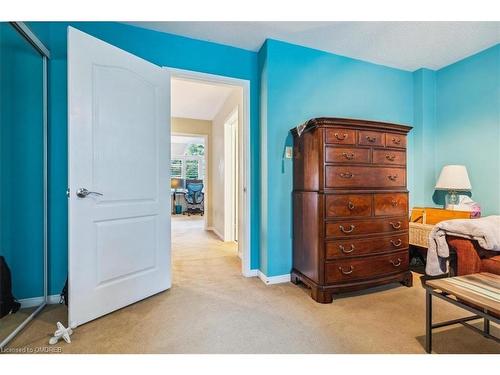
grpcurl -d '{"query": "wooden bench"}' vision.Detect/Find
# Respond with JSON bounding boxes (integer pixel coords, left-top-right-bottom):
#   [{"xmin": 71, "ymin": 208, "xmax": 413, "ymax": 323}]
[{"xmin": 423, "ymin": 272, "xmax": 499, "ymax": 353}]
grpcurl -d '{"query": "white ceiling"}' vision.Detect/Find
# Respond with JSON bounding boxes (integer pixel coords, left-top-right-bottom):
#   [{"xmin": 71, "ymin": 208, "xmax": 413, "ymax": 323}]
[
  {"xmin": 128, "ymin": 21, "xmax": 500, "ymax": 71},
  {"xmin": 171, "ymin": 78, "xmax": 235, "ymax": 120}
]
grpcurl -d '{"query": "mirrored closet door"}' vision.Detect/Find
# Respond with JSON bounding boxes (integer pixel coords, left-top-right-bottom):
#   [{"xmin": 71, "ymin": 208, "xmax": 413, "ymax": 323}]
[{"xmin": 0, "ymin": 22, "xmax": 48, "ymax": 350}]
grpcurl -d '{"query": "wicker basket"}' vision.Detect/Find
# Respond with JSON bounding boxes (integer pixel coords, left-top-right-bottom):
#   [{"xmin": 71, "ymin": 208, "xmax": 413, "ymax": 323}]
[
  {"xmin": 409, "ymin": 222, "xmax": 434, "ymax": 248},
  {"xmin": 409, "ymin": 207, "xmax": 472, "ymax": 248}
]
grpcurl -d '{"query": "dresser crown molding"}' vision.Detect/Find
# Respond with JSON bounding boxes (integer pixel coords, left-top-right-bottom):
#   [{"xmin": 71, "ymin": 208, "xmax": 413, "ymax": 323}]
[{"xmin": 291, "ymin": 117, "xmax": 412, "ymax": 137}]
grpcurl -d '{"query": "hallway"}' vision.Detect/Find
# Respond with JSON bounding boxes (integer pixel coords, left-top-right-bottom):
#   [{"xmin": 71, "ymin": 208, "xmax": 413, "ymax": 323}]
[{"xmin": 172, "ymin": 215, "xmax": 240, "ymax": 284}]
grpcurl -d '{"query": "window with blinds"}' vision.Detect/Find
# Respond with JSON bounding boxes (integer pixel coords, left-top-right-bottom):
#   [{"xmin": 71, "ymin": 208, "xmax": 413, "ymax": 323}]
[{"xmin": 170, "ymin": 156, "xmax": 205, "ymax": 180}]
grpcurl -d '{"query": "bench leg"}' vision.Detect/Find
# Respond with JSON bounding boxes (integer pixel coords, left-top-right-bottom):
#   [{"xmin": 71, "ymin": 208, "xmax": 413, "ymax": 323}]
[
  {"xmin": 484, "ymin": 318, "xmax": 490, "ymax": 336},
  {"xmin": 426, "ymin": 290, "xmax": 432, "ymax": 353}
]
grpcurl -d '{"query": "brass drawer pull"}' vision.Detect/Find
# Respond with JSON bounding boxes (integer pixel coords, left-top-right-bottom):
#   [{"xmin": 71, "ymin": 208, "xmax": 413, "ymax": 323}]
[
  {"xmin": 366, "ymin": 135, "xmax": 377, "ymax": 143},
  {"xmin": 339, "ymin": 224, "xmax": 355, "ymax": 233},
  {"xmin": 387, "ymin": 174, "xmax": 398, "ymax": 181},
  {"xmin": 339, "ymin": 265, "xmax": 354, "ymax": 275},
  {"xmin": 389, "ymin": 221, "xmax": 402, "ymax": 229},
  {"xmin": 335, "ymin": 133, "xmax": 348, "ymax": 140},
  {"xmin": 339, "ymin": 244, "xmax": 355, "ymax": 253},
  {"xmin": 392, "ymin": 137, "xmax": 401, "ymax": 145},
  {"xmin": 390, "ymin": 239, "xmax": 402, "ymax": 247},
  {"xmin": 342, "ymin": 152, "xmax": 354, "ymax": 160},
  {"xmin": 390, "ymin": 258, "xmax": 402, "ymax": 267},
  {"xmin": 347, "ymin": 201, "xmax": 355, "ymax": 210},
  {"xmin": 385, "ymin": 154, "xmax": 396, "ymax": 161},
  {"xmin": 340, "ymin": 172, "xmax": 353, "ymax": 179},
  {"xmin": 391, "ymin": 200, "xmax": 399, "ymax": 207}
]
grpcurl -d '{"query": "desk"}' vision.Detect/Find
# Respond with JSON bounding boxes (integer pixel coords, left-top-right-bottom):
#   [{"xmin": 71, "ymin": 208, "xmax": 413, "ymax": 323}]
[{"xmin": 171, "ymin": 190, "xmax": 187, "ymax": 214}]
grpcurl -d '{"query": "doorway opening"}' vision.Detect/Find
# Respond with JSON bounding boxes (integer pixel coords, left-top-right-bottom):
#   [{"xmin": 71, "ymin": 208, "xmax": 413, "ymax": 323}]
[{"xmin": 169, "ymin": 70, "xmax": 251, "ymax": 277}]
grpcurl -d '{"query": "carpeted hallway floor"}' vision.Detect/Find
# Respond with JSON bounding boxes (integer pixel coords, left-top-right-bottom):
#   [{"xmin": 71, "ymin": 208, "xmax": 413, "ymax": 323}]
[{"xmin": 6, "ymin": 215, "xmax": 499, "ymax": 353}]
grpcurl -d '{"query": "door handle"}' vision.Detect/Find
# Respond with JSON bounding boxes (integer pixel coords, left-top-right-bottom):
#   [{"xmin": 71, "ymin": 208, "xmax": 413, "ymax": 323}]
[{"xmin": 76, "ymin": 188, "xmax": 103, "ymax": 198}]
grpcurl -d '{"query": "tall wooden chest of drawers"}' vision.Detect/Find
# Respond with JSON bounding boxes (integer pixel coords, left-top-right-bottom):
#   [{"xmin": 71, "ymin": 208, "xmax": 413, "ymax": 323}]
[{"xmin": 291, "ymin": 118, "xmax": 413, "ymax": 303}]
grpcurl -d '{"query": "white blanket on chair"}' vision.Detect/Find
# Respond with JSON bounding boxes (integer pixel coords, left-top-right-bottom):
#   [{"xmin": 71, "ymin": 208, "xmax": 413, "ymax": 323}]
[{"xmin": 425, "ymin": 215, "xmax": 500, "ymax": 276}]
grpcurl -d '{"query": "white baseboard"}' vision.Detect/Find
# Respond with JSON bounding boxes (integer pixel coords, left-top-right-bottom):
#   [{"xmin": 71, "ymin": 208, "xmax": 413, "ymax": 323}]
[
  {"xmin": 19, "ymin": 296, "xmax": 45, "ymax": 309},
  {"xmin": 47, "ymin": 294, "xmax": 61, "ymax": 304},
  {"xmin": 207, "ymin": 226, "xmax": 224, "ymax": 241},
  {"xmin": 258, "ymin": 271, "xmax": 291, "ymax": 285},
  {"xmin": 19, "ymin": 294, "xmax": 60, "ymax": 308},
  {"xmin": 243, "ymin": 269, "xmax": 259, "ymax": 277}
]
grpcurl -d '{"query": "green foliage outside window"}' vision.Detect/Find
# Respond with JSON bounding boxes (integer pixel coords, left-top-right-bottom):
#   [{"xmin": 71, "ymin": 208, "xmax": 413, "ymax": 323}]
[{"xmin": 185, "ymin": 144, "xmax": 204, "ymax": 156}]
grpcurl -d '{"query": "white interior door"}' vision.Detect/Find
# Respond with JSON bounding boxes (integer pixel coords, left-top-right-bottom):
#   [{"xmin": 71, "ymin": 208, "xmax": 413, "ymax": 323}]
[{"xmin": 68, "ymin": 27, "xmax": 171, "ymax": 327}]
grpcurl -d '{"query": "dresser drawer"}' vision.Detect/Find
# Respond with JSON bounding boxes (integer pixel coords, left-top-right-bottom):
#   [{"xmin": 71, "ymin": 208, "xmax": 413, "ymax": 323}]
[
  {"xmin": 374, "ymin": 193, "xmax": 408, "ymax": 216},
  {"xmin": 358, "ymin": 130, "xmax": 385, "ymax": 146},
  {"xmin": 325, "ymin": 128, "xmax": 356, "ymax": 145},
  {"xmin": 325, "ymin": 250, "xmax": 409, "ymax": 283},
  {"xmin": 325, "ymin": 146, "xmax": 370, "ymax": 164},
  {"xmin": 325, "ymin": 194, "xmax": 372, "ymax": 218},
  {"xmin": 386, "ymin": 133, "xmax": 407, "ymax": 149},
  {"xmin": 325, "ymin": 233, "xmax": 408, "ymax": 259},
  {"xmin": 325, "ymin": 166, "xmax": 406, "ymax": 188},
  {"xmin": 325, "ymin": 216, "xmax": 408, "ymax": 238},
  {"xmin": 372, "ymin": 149, "xmax": 406, "ymax": 166}
]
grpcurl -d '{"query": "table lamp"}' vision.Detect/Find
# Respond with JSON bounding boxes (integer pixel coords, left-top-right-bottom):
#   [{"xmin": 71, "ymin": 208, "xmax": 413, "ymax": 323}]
[
  {"xmin": 435, "ymin": 165, "xmax": 471, "ymax": 209},
  {"xmin": 171, "ymin": 178, "xmax": 185, "ymax": 214}
]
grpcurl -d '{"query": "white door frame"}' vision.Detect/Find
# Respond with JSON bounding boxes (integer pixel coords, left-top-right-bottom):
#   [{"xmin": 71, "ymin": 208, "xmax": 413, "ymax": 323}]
[
  {"xmin": 171, "ymin": 131, "xmax": 209, "ymax": 230},
  {"xmin": 166, "ymin": 67, "xmax": 252, "ymax": 277},
  {"xmin": 223, "ymin": 108, "xmax": 239, "ymax": 243}
]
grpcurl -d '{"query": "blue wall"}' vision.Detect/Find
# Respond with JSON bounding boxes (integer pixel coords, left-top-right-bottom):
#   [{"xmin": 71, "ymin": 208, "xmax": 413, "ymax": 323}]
[
  {"xmin": 0, "ymin": 23, "xmax": 45, "ymax": 299},
  {"xmin": 260, "ymin": 39, "xmax": 414, "ymax": 276},
  {"xmin": 435, "ymin": 44, "xmax": 500, "ymax": 216},
  {"xmin": 26, "ymin": 22, "xmax": 260, "ymax": 294}
]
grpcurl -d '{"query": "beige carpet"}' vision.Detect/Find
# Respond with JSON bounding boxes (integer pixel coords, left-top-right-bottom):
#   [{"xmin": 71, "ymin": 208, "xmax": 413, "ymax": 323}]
[
  {"xmin": 0, "ymin": 306, "xmax": 38, "ymax": 345},
  {"xmin": 6, "ymin": 216, "xmax": 499, "ymax": 353}
]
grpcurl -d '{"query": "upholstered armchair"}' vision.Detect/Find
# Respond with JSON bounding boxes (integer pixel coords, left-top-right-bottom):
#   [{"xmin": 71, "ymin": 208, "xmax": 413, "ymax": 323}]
[{"xmin": 447, "ymin": 236, "xmax": 500, "ymax": 276}]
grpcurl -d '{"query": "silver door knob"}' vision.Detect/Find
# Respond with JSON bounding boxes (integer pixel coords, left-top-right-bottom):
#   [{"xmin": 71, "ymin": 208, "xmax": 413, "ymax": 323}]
[{"xmin": 76, "ymin": 188, "xmax": 103, "ymax": 198}]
